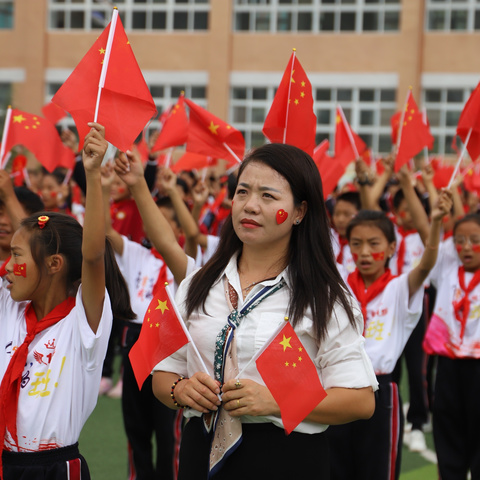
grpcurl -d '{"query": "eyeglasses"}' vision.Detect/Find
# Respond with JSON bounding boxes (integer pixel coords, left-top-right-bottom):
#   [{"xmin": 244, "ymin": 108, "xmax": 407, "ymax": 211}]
[{"xmin": 453, "ymin": 235, "xmax": 480, "ymax": 247}]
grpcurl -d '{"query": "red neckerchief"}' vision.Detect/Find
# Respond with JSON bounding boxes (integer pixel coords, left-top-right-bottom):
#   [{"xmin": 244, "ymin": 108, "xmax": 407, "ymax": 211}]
[
  {"xmin": 0, "ymin": 296, "xmax": 75, "ymax": 474},
  {"xmin": 453, "ymin": 266, "xmax": 480, "ymax": 341},
  {"xmin": 336, "ymin": 236, "xmax": 348, "ymax": 264},
  {"xmin": 0, "ymin": 257, "xmax": 10, "ymax": 277},
  {"xmin": 150, "ymin": 248, "xmax": 169, "ymax": 296},
  {"xmin": 347, "ymin": 268, "xmax": 395, "ymax": 333},
  {"xmin": 396, "ymin": 227, "xmax": 417, "ymax": 275},
  {"xmin": 443, "ymin": 230, "xmax": 453, "ymax": 240}
]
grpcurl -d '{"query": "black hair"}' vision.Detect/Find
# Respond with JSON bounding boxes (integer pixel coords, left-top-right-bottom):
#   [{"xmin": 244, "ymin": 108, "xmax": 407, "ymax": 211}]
[
  {"xmin": 346, "ymin": 210, "xmax": 396, "ymax": 244},
  {"xmin": 176, "ymin": 177, "xmax": 189, "ymax": 196},
  {"xmin": 20, "ymin": 211, "xmax": 135, "ymax": 322},
  {"xmin": 155, "ymin": 197, "xmax": 180, "ymax": 227},
  {"xmin": 185, "ymin": 143, "xmax": 357, "ymax": 342},
  {"xmin": 453, "ymin": 213, "xmax": 480, "ymax": 236},
  {"xmin": 334, "ymin": 191, "xmax": 361, "ymax": 212},
  {"xmin": 227, "ymin": 173, "xmax": 237, "ymax": 200},
  {"xmin": 13, "ymin": 187, "xmax": 44, "ymax": 215},
  {"xmin": 393, "ymin": 186, "xmax": 430, "ymax": 217}
]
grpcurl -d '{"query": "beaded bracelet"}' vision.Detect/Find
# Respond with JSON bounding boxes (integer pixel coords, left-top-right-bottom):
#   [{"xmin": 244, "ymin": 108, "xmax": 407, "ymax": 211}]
[{"xmin": 171, "ymin": 376, "xmax": 189, "ymax": 409}]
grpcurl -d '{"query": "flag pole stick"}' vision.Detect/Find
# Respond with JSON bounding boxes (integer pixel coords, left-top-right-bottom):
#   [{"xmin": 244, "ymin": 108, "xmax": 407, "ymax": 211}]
[
  {"xmin": 283, "ymin": 48, "xmax": 296, "ymax": 144},
  {"xmin": 165, "ymin": 147, "xmax": 174, "ymax": 169},
  {"xmin": 448, "ymin": 127, "xmax": 472, "ymax": 189},
  {"xmin": 338, "ymin": 105, "xmax": 359, "ymax": 158},
  {"xmin": 222, "ymin": 142, "xmax": 242, "ymax": 164},
  {"xmin": 422, "ymin": 108, "xmax": 430, "ymax": 165},
  {"xmin": 0, "ymin": 106, "xmax": 12, "ymax": 169},
  {"xmin": 94, "ymin": 8, "xmax": 118, "ymax": 122}
]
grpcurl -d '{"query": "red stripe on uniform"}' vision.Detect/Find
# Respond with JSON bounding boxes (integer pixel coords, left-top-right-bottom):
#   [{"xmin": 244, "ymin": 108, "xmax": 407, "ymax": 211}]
[
  {"xmin": 389, "ymin": 382, "xmax": 400, "ymax": 480},
  {"xmin": 173, "ymin": 410, "xmax": 183, "ymax": 479},
  {"xmin": 67, "ymin": 458, "xmax": 81, "ymax": 480},
  {"xmin": 127, "ymin": 441, "xmax": 136, "ymax": 480}
]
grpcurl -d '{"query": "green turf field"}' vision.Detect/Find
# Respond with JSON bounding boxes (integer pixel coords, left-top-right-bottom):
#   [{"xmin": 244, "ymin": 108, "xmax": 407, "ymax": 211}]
[{"xmin": 79, "ymin": 387, "xmax": 439, "ymax": 479}]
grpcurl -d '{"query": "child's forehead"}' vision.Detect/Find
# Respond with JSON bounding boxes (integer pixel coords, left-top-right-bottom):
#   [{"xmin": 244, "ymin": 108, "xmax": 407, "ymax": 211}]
[
  {"xmin": 456, "ymin": 221, "xmax": 480, "ymax": 235},
  {"xmin": 334, "ymin": 199, "xmax": 358, "ymax": 212},
  {"xmin": 350, "ymin": 223, "xmax": 386, "ymax": 239}
]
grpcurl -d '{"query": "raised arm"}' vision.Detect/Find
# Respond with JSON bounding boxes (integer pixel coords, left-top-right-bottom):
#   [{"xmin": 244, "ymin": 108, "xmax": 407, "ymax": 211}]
[
  {"xmin": 0, "ymin": 170, "xmax": 28, "ymax": 232},
  {"xmin": 81, "ymin": 123, "xmax": 108, "ymax": 333},
  {"xmin": 407, "ymin": 189, "xmax": 453, "ymax": 299},
  {"xmin": 114, "ymin": 150, "xmax": 189, "ymax": 285}
]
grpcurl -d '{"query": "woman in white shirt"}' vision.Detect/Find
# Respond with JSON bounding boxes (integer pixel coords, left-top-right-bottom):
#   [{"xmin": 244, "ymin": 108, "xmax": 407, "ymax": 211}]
[{"xmin": 147, "ymin": 144, "xmax": 378, "ymax": 480}]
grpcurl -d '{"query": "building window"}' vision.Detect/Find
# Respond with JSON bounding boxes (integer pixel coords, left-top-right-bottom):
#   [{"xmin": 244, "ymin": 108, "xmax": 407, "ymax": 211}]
[
  {"xmin": 233, "ymin": 0, "xmax": 400, "ymax": 33},
  {"xmin": 426, "ymin": 0, "xmax": 480, "ymax": 32},
  {"xmin": 0, "ymin": 82, "xmax": 12, "ymax": 127},
  {"xmin": 422, "ymin": 85, "xmax": 474, "ymax": 156},
  {"xmin": 0, "ymin": 1, "xmax": 13, "ymax": 29},
  {"xmin": 230, "ymin": 75, "xmax": 397, "ymax": 153},
  {"xmin": 48, "ymin": 0, "xmax": 210, "ymax": 32}
]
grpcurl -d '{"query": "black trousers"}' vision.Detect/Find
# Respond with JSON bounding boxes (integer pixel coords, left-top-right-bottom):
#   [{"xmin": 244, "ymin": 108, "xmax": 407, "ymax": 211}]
[
  {"xmin": 2, "ymin": 443, "xmax": 90, "ymax": 480},
  {"xmin": 433, "ymin": 356, "xmax": 480, "ymax": 480},
  {"xmin": 122, "ymin": 323, "xmax": 180, "ymax": 480},
  {"xmin": 326, "ymin": 376, "xmax": 403, "ymax": 480},
  {"xmin": 178, "ymin": 417, "xmax": 330, "ymax": 480}
]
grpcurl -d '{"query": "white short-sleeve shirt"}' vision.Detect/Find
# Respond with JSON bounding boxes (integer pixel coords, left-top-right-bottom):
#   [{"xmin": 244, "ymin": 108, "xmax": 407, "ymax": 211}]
[
  {"xmin": 154, "ymin": 254, "xmax": 378, "ymax": 434},
  {"xmin": 0, "ymin": 285, "xmax": 112, "ymax": 452}
]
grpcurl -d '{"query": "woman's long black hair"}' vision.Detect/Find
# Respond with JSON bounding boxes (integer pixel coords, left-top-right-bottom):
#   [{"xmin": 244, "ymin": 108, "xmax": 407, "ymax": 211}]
[
  {"xmin": 185, "ymin": 143, "xmax": 357, "ymax": 342},
  {"xmin": 21, "ymin": 211, "xmax": 135, "ymax": 322}
]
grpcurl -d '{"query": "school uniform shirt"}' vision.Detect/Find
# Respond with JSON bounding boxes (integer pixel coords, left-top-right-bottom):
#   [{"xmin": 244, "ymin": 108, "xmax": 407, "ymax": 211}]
[
  {"xmin": 342, "ymin": 271, "xmax": 424, "ymax": 375},
  {"xmin": 154, "ymin": 253, "xmax": 378, "ymax": 434},
  {"xmin": 423, "ymin": 241, "xmax": 480, "ymax": 359},
  {"xmin": 390, "ymin": 228, "xmax": 424, "ymax": 276},
  {"xmin": 115, "ymin": 236, "xmax": 196, "ymax": 323},
  {"xmin": 331, "ymin": 228, "xmax": 356, "ymax": 274},
  {"xmin": 0, "ymin": 285, "xmax": 112, "ymax": 452}
]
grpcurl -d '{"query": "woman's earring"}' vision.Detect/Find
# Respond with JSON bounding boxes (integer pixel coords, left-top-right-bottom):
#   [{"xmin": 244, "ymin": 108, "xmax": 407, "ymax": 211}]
[{"xmin": 295, "ymin": 219, "xmax": 300, "ymax": 225}]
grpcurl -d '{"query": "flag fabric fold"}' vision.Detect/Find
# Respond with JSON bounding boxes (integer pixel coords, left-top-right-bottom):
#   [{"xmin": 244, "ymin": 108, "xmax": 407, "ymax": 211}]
[
  {"xmin": 184, "ymin": 98, "xmax": 245, "ymax": 166},
  {"xmin": 129, "ymin": 286, "xmax": 190, "ymax": 389},
  {"xmin": 393, "ymin": 90, "xmax": 434, "ymax": 172},
  {"xmin": 457, "ymin": 82, "xmax": 480, "ymax": 162},
  {"xmin": 262, "ymin": 51, "xmax": 316, "ymax": 156},
  {"xmin": 1, "ymin": 108, "xmax": 67, "ymax": 172},
  {"xmin": 171, "ymin": 151, "xmax": 215, "ymax": 173},
  {"xmin": 334, "ymin": 106, "xmax": 367, "ymax": 164},
  {"xmin": 41, "ymin": 102, "xmax": 67, "ymax": 125},
  {"xmin": 255, "ymin": 322, "xmax": 327, "ymax": 434},
  {"xmin": 152, "ymin": 94, "xmax": 189, "ymax": 152},
  {"xmin": 52, "ymin": 11, "xmax": 157, "ymax": 152}
]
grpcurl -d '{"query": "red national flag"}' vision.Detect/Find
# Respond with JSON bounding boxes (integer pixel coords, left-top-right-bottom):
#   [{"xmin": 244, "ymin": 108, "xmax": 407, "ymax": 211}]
[
  {"xmin": 129, "ymin": 286, "xmax": 190, "ymax": 389},
  {"xmin": 52, "ymin": 12, "xmax": 157, "ymax": 152},
  {"xmin": 41, "ymin": 102, "xmax": 67, "ymax": 125},
  {"xmin": 1, "ymin": 109, "xmax": 66, "ymax": 172},
  {"xmin": 334, "ymin": 106, "xmax": 367, "ymax": 164},
  {"xmin": 11, "ymin": 154, "xmax": 26, "ymax": 187},
  {"xmin": 262, "ymin": 51, "xmax": 316, "ymax": 156},
  {"xmin": 393, "ymin": 90, "xmax": 434, "ymax": 172},
  {"xmin": 256, "ymin": 322, "xmax": 327, "ymax": 434},
  {"xmin": 171, "ymin": 151, "xmax": 215, "ymax": 173},
  {"xmin": 184, "ymin": 98, "xmax": 245, "ymax": 166},
  {"xmin": 152, "ymin": 94, "xmax": 189, "ymax": 152},
  {"xmin": 311, "ymin": 140, "xmax": 341, "ymax": 199},
  {"xmin": 457, "ymin": 82, "xmax": 480, "ymax": 162}
]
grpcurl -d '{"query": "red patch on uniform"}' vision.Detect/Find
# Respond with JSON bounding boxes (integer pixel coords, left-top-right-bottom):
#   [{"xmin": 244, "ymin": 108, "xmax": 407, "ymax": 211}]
[
  {"xmin": 372, "ymin": 251, "xmax": 385, "ymax": 261},
  {"xmin": 13, "ymin": 263, "xmax": 26, "ymax": 277},
  {"xmin": 276, "ymin": 209, "xmax": 288, "ymax": 225}
]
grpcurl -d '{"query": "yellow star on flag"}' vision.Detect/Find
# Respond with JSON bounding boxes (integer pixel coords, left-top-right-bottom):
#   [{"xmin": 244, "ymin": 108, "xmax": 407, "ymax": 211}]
[
  {"xmin": 99, "ymin": 48, "xmax": 106, "ymax": 55},
  {"xmin": 290, "ymin": 69, "xmax": 296, "ymax": 83},
  {"xmin": 279, "ymin": 334, "xmax": 292, "ymax": 352},
  {"xmin": 208, "ymin": 121, "xmax": 219, "ymax": 135},
  {"xmin": 300, "ymin": 92, "xmax": 305, "ymax": 98},
  {"xmin": 155, "ymin": 299, "xmax": 169, "ymax": 314},
  {"xmin": 294, "ymin": 99, "xmax": 299, "ymax": 105},
  {"xmin": 13, "ymin": 114, "xmax": 26, "ymax": 124},
  {"xmin": 301, "ymin": 81, "xmax": 306, "ymax": 87}
]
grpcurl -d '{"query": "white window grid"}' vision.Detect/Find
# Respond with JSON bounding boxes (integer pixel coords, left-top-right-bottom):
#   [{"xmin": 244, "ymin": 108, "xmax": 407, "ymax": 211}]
[
  {"xmin": 425, "ymin": 0, "xmax": 480, "ymax": 32},
  {"xmin": 422, "ymin": 86, "xmax": 474, "ymax": 156},
  {"xmin": 230, "ymin": 82, "xmax": 397, "ymax": 153},
  {"xmin": 233, "ymin": 0, "xmax": 401, "ymax": 33},
  {"xmin": 48, "ymin": 0, "xmax": 210, "ymax": 32}
]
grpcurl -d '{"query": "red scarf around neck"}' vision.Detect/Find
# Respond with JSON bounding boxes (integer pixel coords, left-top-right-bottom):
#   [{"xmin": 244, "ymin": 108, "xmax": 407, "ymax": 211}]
[
  {"xmin": 0, "ymin": 296, "xmax": 75, "ymax": 473},
  {"xmin": 396, "ymin": 227, "xmax": 417, "ymax": 275},
  {"xmin": 347, "ymin": 268, "xmax": 395, "ymax": 332},
  {"xmin": 453, "ymin": 266, "xmax": 480, "ymax": 341},
  {"xmin": 336, "ymin": 236, "xmax": 348, "ymax": 264}
]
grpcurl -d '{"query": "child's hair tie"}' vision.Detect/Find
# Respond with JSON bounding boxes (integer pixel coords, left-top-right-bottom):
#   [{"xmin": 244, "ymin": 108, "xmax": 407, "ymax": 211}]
[{"xmin": 37, "ymin": 215, "xmax": 50, "ymax": 229}]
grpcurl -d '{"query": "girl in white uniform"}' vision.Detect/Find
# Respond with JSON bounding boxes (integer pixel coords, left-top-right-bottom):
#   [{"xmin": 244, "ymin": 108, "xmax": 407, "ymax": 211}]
[
  {"xmin": 327, "ymin": 190, "xmax": 452, "ymax": 480},
  {"xmin": 423, "ymin": 213, "xmax": 480, "ymax": 479},
  {"xmin": 0, "ymin": 124, "xmax": 135, "ymax": 480}
]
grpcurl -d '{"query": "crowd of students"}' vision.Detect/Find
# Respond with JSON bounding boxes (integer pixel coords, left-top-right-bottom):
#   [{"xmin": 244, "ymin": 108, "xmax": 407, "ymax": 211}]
[{"xmin": 1, "ymin": 128, "xmax": 479, "ymax": 480}]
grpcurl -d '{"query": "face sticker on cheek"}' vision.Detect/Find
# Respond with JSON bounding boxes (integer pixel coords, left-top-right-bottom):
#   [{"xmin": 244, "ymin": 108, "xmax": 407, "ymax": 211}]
[
  {"xmin": 352, "ymin": 253, "xmax": 358, "ymax": 262},
  {"xmin": 13, "ymin": 263, "xmax": 26, "ymax": 278},
  {"xmin": 50, "ymin": 191, "xmax": 57, "ymax": 198},
  {"xmin": 472, "ymin": 245, "xmax": 480, "ymax": 253},
  {"xmin": 398, "ymin": 211, "xmax": 407, "ymax": 219},
  {"xmin": 276, "ymin": 209, "xmax": 288, "ymax": 225},
  {"xmin": 117, "ymin": 187, "xmax": 126, "ymax": 195},
  {"xmin": 456, "ymin": 245, "xmax": 463, "ymax": 253},
  {"xmin": 371, "ymin": 251, "xmax": 385, "ymax": 261}
]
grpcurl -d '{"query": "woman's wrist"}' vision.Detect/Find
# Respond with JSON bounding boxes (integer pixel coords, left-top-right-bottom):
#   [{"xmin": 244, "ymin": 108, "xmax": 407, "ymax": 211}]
[{"xmin": 171, "ymin": 375, "xmax": 190, "ymax": 409}]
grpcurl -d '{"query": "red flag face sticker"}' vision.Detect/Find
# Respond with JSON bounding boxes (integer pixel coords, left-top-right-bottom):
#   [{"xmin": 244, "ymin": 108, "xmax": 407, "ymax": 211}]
[
  {"xmin": 13, "ymin": 263, "xmax": 27, "ymax": 277},
  {"xmin": 371, "ymin": 251, "xmax": 385, "ymax": 261},
  {"xmin": 276, "ymin": 209, "xmax": 288, "ymax": 225}
]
